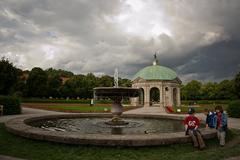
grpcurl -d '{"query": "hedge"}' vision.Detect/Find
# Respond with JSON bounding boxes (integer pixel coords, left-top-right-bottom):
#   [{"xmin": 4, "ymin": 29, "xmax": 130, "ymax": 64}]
[
  {"xmin": 181, "ymin": 100, "xmax": 230, "ymax": 105},
  {"xmin": 227, "ymin": 100, "xmax": 240, "ymax": 118},
  {"xmin": 0, "ymin": 95, "xmax": 21, "ymax": 115}
]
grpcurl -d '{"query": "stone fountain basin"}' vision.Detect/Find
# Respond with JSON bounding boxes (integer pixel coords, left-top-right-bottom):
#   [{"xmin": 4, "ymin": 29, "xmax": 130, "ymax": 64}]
[{"xmin": 4, "ymin": 114, "xmax": 217, "ymax": 146}]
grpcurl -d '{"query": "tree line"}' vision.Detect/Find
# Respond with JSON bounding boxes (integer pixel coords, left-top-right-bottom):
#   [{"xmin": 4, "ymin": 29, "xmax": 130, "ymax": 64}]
[
  {"xmin": 0, "ymin": 58, "xmax": 239, "ymax": 100},
  {"xmin": 181, "ymin": 77, "xmax": 240, "ymax": 100},
  {"xmin": 0, "ymin": 58, "xmax": 131, "ymax": 99}
]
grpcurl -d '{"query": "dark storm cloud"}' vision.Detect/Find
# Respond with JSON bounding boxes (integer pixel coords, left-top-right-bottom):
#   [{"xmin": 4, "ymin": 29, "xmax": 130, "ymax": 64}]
[
  {"xmin": 0, "ymin": 0, "xmax": 239, "ymax": 82},
  {"xmin": 175, "ymin": 40, "xmax": 240, "ymax": 82}
]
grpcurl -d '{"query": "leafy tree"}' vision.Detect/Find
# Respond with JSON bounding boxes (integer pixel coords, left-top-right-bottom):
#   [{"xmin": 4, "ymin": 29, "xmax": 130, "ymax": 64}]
[
  {"xmin": 119, "ymin": 78, "xmax": 132, "ymax": 87},
  {"xmin": 217, "ymin": 80, "xmax": 237, "ymax": 100},
  {"xmin": 181, "ymin": 80, "xmax": 202, "ymax": 100},
  {"xmin": 47, "ymin": 74, "xmax": 62, "ymax": 98},
  {"xmin": 180, "ymin": 84, "xmax": 187, "ymax": 100},
  {"xmin": 60, "ymin": 75, "xmax": 83, "ymax": 98},
  {"xmin": 12, "ymin": 69, "xmax": 28, "ymax": 97},
  {"xmin": 234, "ymin": 72, "xmax": 240, "ymax": 98},
  {"xmin": 201, "ymin": 82, "xmax": 218, "ymax": 100},
  {"xmin": 97, "ymin": 75, "xmax": 113, "ymax": 87},
  {"xmin": 0, "ymin": 58, "xmax": 18, "ymax": 95},
  {"xmin": 84, "ymin": 73, "xmax": 98, "ymax": 98},
  {"xmin": 26, "ymin": 67, "xmax": 48, "ymax": 97},
  {"xmin": 45, "ymin": 68, "xmax": 74, "ymax": 77}
]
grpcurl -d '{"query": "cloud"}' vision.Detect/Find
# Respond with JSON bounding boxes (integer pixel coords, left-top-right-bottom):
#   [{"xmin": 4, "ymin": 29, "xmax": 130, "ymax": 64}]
[{"xmin": 0, "ymin": 0, "xmax": 239, "ymax": 82}]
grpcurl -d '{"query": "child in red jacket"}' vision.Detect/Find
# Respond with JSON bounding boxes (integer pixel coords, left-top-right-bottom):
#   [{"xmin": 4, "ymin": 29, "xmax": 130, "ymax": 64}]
[{"xmin": 184, "ymin": 108, "xmax": 206, "ymax": 149}]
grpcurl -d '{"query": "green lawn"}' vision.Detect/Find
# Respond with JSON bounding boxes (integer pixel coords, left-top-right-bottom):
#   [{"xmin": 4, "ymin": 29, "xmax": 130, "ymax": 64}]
[
  {"xmin": 47, "ymin": 105, "xmax": 111, "ymax": 112},
  {"xmin": 23, "ymin": 103, "xmax": 139, "ymax": 112},
  {"xmin": 0, "ymin": 124, "xmax": 240, "ymax": 160}
]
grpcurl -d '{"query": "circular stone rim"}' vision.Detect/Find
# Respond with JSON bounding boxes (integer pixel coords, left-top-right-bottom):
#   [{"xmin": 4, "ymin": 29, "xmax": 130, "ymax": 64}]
[{"xmin": 4, "ymin": 113, "xmax": 217, "ymax": 146}]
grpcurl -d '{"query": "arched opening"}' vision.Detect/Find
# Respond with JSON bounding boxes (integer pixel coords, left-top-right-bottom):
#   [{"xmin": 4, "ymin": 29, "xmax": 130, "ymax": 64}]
[
  {"xmin": 139, "ymin": 88, "xmax": 144, "ymax": 106},
  {"xmin": 150, "ymin": 87, "xmax": 160, "ymax": 106},
  {"xmin": 173, "ymin": 88, "xmax": 177, "ymax": 106}
]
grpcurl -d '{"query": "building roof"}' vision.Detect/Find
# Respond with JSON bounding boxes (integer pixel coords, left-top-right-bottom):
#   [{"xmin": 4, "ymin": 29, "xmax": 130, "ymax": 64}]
[{"xmin": 132, "ymin": 65, "xmax": 177, "ymax": 81}]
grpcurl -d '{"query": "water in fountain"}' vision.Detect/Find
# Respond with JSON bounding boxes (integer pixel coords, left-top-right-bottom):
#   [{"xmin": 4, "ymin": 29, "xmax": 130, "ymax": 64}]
[{"xmin": 31, "ymin": 117, "xmax": 187, "ymax": 135}]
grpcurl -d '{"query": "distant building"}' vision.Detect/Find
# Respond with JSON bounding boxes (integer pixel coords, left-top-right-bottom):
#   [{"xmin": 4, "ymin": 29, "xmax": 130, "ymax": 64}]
[
  {"xmin": 20, "ymin": 70, "xmax": 29, "ymax": 83},
  {"xmin": 131, "ymin": 54, "xmax": 181, "ymax": 107},
  {"xmin": 60, "ymin": 77, "xmax": 70, "ymax": 85}
]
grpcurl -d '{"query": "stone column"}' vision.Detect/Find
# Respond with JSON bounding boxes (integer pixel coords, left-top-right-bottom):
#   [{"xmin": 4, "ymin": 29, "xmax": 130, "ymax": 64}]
[
  {"xmin": 165, "ymin": 86, "xmax": 171, "ymax": 106},
  {"xmin": 162, "ymin": 85, "xmax": 165, "ymax": 107},
  {"xmin": 144, "ymin": 86, "xmax": 150, "ymax": 107},
  {"xmin": 169, "ymin": 87, "xmax": 173, "ymax": 106},
  {"xmin": 159, "ymin": 85, "xmax": 163, "ymax": 107},
  {"xmin": 177, "ymin": 87, "xmax": 181, "ymax": 106}
]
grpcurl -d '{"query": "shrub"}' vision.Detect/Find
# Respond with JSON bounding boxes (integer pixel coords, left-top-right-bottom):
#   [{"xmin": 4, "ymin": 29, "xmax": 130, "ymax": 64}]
[
  {"xmin": 0, "ymin": 95, "xmax": 21, "ymax": 115},
  {"xmin": 181, "ymin": 100, "xmax": 230, "ymax": 105},
  {"xmin": 227, "ymin": 100, "xmax": 240, "ymax": 118}
]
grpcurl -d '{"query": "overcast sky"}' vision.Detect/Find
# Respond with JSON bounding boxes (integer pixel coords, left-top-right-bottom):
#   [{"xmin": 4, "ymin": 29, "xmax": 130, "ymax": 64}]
[{"xmin": 0, "ymin": 0, "xmax": 240, "ymax": 82}]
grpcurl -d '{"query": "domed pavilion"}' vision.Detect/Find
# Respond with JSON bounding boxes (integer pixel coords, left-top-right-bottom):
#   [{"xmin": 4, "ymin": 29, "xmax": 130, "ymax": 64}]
[{"xmin": 131, "ymin": 54, "xmax": 181, "ymax": 107}]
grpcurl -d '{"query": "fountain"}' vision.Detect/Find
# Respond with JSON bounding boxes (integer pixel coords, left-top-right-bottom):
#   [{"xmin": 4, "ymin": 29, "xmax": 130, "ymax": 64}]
[
  {"xmin": 94, "ymin": 68, "xmax": 139, "ymax": 126},
  {"xmin": 4, "ymin": 69, "xmax": 217, "ymax": 146}
]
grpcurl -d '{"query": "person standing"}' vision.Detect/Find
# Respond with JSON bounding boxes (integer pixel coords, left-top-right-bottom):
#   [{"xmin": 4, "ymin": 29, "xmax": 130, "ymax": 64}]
[
  {"xmin": 184, "ymin": 108, "xmax": 206, "ymax": 150},
  {"xmin": 214, "ymin": 105, "xmax": 228, "ymax": 147},
  {"xmin": 204, "ymin": 109, "xmax": 216, "ymax": 128}
]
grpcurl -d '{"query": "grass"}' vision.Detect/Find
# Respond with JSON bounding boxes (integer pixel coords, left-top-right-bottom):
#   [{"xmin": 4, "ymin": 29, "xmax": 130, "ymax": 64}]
[
  {"xmin": 22, "ymin": 103, "xmax": 139, "ymax": 113},
  {"xmin": 0, "ymin": 124, "xmax": 240, "ymax": 160},
  {"xmin": 21, "ymin": 98, "xmax": 112, "ymax": 104},
  {"xmin": 46, "ymin": 105, "xmax": 111, "ymax": 112}
]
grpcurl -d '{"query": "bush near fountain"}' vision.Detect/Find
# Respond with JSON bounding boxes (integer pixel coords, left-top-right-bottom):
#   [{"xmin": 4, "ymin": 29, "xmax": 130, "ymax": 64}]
[
  {"xmin": 0, "ymin": 95, "xmax": 21, "ymax": 115},
  {"xmin": 227, "ymin": 100, "xmax": 240, "ymax": 118}
]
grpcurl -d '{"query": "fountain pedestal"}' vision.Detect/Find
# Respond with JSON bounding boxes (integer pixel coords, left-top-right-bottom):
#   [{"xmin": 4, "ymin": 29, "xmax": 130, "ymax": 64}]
[
  {"xmin": 94, "ymin": 87, "xmax": 139, "ymax": 126},
  {"xmin": 105, "ymin": 96, "xmax": 129, "ymax": 125}
]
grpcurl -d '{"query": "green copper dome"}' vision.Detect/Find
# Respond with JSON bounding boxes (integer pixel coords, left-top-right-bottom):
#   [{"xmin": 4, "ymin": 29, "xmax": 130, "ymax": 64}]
[{"xmin": 133, "ymin": 65, "xmax": 177, "ymax": 81}]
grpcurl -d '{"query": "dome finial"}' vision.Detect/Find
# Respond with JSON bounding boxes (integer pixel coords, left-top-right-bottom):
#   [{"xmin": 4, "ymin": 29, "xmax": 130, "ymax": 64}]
[{"xmin": 153, "ymin": 52, "xmax": 158, "ymax": 65}]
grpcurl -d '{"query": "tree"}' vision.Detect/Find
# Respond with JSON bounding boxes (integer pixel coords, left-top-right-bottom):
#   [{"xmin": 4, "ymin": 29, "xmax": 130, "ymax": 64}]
[
  {"xmin": 119, "ymin": 78, "xmax": 132, "ymax": 87},
  {"xmin": 201, "ymin": 82, "xmax": 218, "ymax": 100},
  {"xmin": 84, "ymin": 73, "xmax": 98, "ymax": 98},
  {"xmin": 181, "ymin": 80, "xmax": 202, "ymax": 100},
  {"xmin": 60, "ymin": 75, "xmax": 83, "ymax": 98},
  {"xmin": 45, "ymin": 68, "xmax": 74, "ymax": 77},
  {"xmin": 234, "ymin": 72, "xmax": 240, "ymax": 98},
  {"xmin": 47, "ymin": 74, "xmax": 62, "ymax": 98},
  {"xmin": 217, "ymin": 80, "xmax": 237, "ymax": 100},
  {"xmin": 26, "ymin": 67, "xmax": 48, "ymax": 97},
  {"xmin": 97, "ymin": 75, "xmax": 113, "ymax": 87},
  {"xmin": 0, "ymin": 58, "xmax": 18, "ymax": 95}
]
